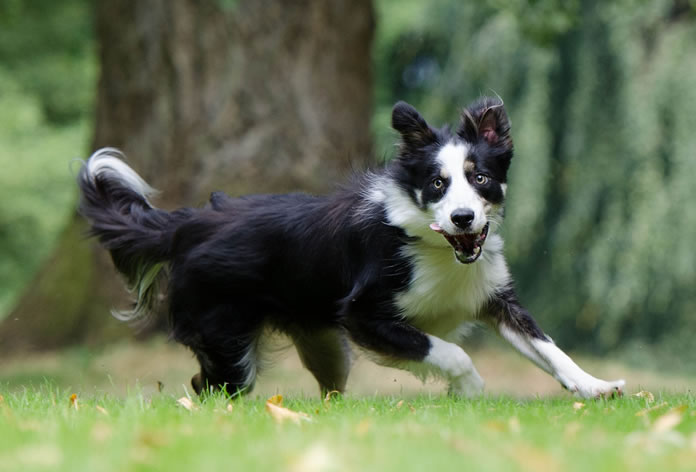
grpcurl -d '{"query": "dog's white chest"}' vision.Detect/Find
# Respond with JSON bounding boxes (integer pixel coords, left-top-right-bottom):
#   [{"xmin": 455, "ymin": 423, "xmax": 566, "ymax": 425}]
[{"xmin": 395, "ymin": 234, "xmax": 510, "ymax": 336}]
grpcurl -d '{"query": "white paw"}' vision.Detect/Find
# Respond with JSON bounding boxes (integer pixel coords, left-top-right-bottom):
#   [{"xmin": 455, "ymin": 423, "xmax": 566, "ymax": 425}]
[
  {"xmin": 448, "ymin": 370, "xmax": 485, "ymax": 397},
  {"xmin": 568, "ymin": 377, "xmax": 625, "ymax": 399}
]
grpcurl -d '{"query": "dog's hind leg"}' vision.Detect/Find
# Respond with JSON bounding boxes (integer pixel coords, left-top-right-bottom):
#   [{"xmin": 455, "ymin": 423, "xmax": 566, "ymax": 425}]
[
  {"xmin": 485, "ymin": 287, "xmax": 625, "ymax": 399},
  {"xmin": 292, "ymin": 328, "xmax": 352, "ymax": 396},
  {"xmin": 190, "ymin": 337, "xmax": 260, "ymax": 397},
  {"xmin": 173, "ymin": 311, "xmax": 263, "ymax": 397}
]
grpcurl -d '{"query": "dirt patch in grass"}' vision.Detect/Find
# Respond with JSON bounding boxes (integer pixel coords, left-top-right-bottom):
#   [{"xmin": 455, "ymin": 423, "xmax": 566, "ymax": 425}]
[{"xmin": 1, "ymin": 337, "xmax": 694, "ymax": 398}]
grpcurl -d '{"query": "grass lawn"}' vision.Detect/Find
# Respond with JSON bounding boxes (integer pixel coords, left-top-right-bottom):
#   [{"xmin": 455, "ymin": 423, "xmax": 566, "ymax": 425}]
[
  {"xmin": 0, "ymin": 387, "xmax": 694, "ymax": 472},
  {"xmin": 1, "ymin": 341, "xmax": 696, "ymax": 471}
]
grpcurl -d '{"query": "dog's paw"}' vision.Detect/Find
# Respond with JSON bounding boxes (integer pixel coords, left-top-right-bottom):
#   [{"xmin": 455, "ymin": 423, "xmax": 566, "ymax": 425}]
[
  {"xmin": 570, "ymin": 378, "xmax": 625, "ymax": 399},
  {"xmin": 448, "ymin": 370, "xmax": 485, "ymax": 397}
]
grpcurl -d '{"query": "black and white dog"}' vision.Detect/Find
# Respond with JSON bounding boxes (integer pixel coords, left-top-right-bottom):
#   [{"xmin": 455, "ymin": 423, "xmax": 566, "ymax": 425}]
[{"xmin": 78, "ymin": 97, "xmax": 625, "ymax": 398}]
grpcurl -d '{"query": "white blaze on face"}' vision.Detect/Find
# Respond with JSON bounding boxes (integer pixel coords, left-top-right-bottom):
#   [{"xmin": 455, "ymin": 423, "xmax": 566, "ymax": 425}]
[{"xmin": 434, "ymin": 142, "xmax": 487, "ymax": 233}]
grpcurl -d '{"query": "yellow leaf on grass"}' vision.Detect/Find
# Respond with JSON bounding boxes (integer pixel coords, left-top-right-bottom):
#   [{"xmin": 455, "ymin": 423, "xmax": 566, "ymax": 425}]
[
  {"xmin": 265, "ymin": 400, "xmax": 311, "ymax": 425},
  {"xmin": 483, "ymin": 420, "xmax": 507, "ymax": 432},
  {"xmin": 323, "ymin": 391, "xmax": 340, "ymax": 404},
  {"xmin": 508, "ymin": 416, "xmax": 521, "ymax": 433},
  {"xmin": 176, "ymin": 397, "xmax": 198, "ymax": 411},
  {"xmin": 395, "ymin": 400, "xmax": 404, "ymax": 410},
  {"xmin": 573, "ymin": 402, "xmax": 585, "ymax": 411},
  {"xmin": 289, "ymin": 443, "xmax": 336, "ymax": 472},
  {"xmin": 636, "ymin": 401, "xmax": 669, "ymax": 417},
  {"xmin": 355, "ymin": 419, "xmax": 371, "ymax": 436},
  {"xmin": 633, "ymin": 391, "xmax": 655, "ymax": 403},
  {"xmin": 227, "ymin": 404, "xmax": 234, "ymax": 413},
  {"xmin": 69, "ymin": 394, "xmax": 79, "ymax": 411},
  {"xmin": 95, "ymin": 405, "xmax": 109, "ymax": 416},
  {"xmin": 267, "ymin": 394, "xmax": 284, "ymax": 406},
  {"xmin": 652, "ymin": 405, "xmax": 687, "ymax": 433}
]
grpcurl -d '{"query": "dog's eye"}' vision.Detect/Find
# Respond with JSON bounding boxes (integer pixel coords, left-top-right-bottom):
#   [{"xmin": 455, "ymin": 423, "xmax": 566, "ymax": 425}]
[
  {"xmin": 432, "ymin": 178, "xmax": 444, "ymax": 190},
  {"xmin": 474, "ymin": 174, "xmax": 489, "ymax": 185}
]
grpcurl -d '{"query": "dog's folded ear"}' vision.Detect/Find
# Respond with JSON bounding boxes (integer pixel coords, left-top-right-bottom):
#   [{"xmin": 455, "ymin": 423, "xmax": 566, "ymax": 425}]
[
  {"xmin": 458, "ymin": 97, "xmax": 512, "ymax": 153},
  {"xmin": 392, "ymin": 101, "xmax": 436, "ymax": 148}
]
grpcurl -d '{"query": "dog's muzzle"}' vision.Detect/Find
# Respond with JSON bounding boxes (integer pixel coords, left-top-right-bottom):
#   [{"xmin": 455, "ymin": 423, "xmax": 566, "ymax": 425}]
[{"xmin": 429, "ymin": 222, "xmax": 490, "ymax": 264}]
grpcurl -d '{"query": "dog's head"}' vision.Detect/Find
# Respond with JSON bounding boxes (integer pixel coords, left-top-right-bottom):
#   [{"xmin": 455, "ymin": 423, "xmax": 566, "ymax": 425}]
[{"xmin": 387, "ymin": 97, "xmax": 513, "ymax": 264}]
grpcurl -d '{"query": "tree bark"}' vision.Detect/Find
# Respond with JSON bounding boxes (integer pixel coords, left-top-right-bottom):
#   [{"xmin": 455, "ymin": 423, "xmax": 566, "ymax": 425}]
[{"xmin": 0, "ymin": 0, "xmax": 374, "ymax": 351}]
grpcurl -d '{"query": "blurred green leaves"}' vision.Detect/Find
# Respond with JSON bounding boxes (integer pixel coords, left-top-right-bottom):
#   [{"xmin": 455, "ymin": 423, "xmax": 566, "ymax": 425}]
[
  {"xmin": 0, "ymin": 0, "xmax": 95, "ymax": 123},
  {"xmin": 374, "ymin": 0, "xmax": 696, "ymax": 366},
  {"xmin": 0, "ymin": 0, "xmax": 93, "ymax": 316}
]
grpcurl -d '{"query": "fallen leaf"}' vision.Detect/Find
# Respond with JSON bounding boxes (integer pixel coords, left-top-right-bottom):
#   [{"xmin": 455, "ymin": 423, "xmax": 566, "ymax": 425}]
[
  {"xmin": 633, "ymin": 391, "xmax": 655, "ymax": 403},
  {"xmin": 227, "ymin": 404, "xmax": 234, "ymax": 413},
  {"xmin": 16, "ymin": 444, "xmax": 63, "ymax": 467},
  {"xmin": 625, "ymin": 430, "xmax": 686, "ymax": 453},
  {"xmin": 95, "ymin": 405, "xmax": 109, "ymax": 416},
  {"xmin": 267, "ymin": 394, "xmax": 284, "ymax": 406},
  {"xmin": 449, "ymin": 437, "xmax": 472, "ymax": 454},
  {"xmin": 395, "ymin": 400, "xmax": 404, "ymax": 410},
  {"xmin": 636, "ymin": 401, "xmax": 669, "ymax": 417},
  {"xmin": 323, "ymin": 391, "xmax": 340, "ymax": 404},
  {"xmin": 17, "ymin": 420, "xmax": 42, "ymax": 432},
  {"xmin": 483, "ymin": 420, "xmax": 507, "ymax": 432},
  {"xmin": 508, "ymin": 416, "xmax": 521, "ymax": 433},
  {"xmin": 690, "ymin": 432, "xmax": 696, "ymax": 451},
  {"xmin": 564, "ymin": 421, "xmax": 582, "ymax": 439},
  {"xmin": 573, "ymin": 402, "xmax": 585, "ymax": 411},
  {"xmin": 355, "ymin": 419, "xmax": 371, "ymax": 436},
  {"xmin": 652, "ymin": 405, "xmax": 687, "ymax": 433},
  {"xmin": 69, "ymin": 394, "xmax": 79, "ymax": 411},
  {"xmin": 509, "ymin": 444, "xmax": 561, "ymax": 472},
  {"xmin": 289, "ymin": 443, "xmax": 336, "ymax": 472},
  {"xmin": 91, "ymin": 422, "xmax": 112, "ymax": 442},
  {"xmin": 265, "ymin": 400, "xmax": 311, "ymax": 425},
  {"xmin": 176, "ymin": 397, "xmax": 198, "ymax": 411}
]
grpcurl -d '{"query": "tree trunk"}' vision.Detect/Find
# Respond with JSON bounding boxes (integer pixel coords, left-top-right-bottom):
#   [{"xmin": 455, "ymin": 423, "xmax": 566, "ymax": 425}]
[{"xmin": 0, "ymin": 0, "xmax": 374, "ymax": 351}]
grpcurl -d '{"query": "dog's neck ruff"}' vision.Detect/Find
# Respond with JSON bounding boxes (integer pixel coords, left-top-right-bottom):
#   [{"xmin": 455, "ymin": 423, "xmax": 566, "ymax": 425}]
[{"xmin": 365, "ymin": 176, "xmax": 511, "ymax": 337}]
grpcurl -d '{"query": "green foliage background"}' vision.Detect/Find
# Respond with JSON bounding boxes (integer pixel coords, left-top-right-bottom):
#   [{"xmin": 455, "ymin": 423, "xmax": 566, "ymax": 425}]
[
  {"xmin": 2, "ymin": 0, "xmax": 696, "ymax": 367},
  {"xmin": 374, "ymin": 0, "xmax": 696, "ymax": 367},
  {"xmin": 0, "ymin": 0, "xmax": 94, "ymax": 315}
]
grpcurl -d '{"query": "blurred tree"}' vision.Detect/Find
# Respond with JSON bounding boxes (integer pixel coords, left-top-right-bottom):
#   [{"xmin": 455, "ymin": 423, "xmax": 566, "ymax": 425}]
[{"xmin": 0, "ymin": 0, "xmax": 374, "ymax": 350}]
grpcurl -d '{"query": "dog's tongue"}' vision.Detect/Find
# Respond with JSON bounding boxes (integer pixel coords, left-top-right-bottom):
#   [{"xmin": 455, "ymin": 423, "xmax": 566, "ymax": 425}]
[
  {"xmin": 429, "ymin": 222, "xmax": 488, "ymax": 264},
  {"xmin": 429, "ymin": 223, "xmax": 476, "ymax": 251}
]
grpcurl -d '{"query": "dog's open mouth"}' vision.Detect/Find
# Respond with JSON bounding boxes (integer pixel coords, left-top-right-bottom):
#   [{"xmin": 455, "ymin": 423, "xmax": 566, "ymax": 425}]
[{"xmin": 429, "ymin": 222, "xmax": 490, "ymax": 264}]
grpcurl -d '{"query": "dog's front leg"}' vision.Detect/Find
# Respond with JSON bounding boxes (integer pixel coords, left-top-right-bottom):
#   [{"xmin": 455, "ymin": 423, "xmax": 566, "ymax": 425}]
[
  {"xmin": 425, "ymin": 334, "xmax": 485, "ymax": 396},
  {"xmin": 485, "ymin": 287, "xmax": 625, "ymax": 399},
  {"xmin": 346, "ymin": 316, "xmax": 484, "ymax": 396}
]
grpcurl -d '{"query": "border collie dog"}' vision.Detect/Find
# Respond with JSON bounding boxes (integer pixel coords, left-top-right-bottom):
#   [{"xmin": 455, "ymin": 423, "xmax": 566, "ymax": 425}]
[{"xmin": 78, "ymin": 98, "xmax": 625, "ymax": 398}]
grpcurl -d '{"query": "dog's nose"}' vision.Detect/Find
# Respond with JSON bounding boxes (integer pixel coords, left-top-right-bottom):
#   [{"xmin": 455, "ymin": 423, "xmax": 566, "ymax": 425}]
[{"xmin": 451, "ymin": 209, "xmax": 475, "ymax": 229}]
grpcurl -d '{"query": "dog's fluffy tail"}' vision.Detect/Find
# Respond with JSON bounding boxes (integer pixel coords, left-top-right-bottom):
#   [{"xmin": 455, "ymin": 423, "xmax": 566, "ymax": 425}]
[{"xmin": 78, "ymin": 148, "xmax": 176, "ymax": 324}]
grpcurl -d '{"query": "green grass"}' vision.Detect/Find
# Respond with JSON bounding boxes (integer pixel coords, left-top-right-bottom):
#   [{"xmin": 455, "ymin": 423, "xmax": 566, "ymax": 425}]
[{"xmin": 1, "ymin": 387, "xmax": 695, "ymax": 472}]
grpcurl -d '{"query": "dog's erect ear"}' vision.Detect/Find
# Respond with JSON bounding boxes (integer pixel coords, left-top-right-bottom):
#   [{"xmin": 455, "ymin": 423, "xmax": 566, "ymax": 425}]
[
  {"xmin": 458, "ymin": 97, "xmax": 512, "ymax": 152},
  {"xmin": 392, "ymin": 101, "xmax": 436, "ymax": 148}
]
